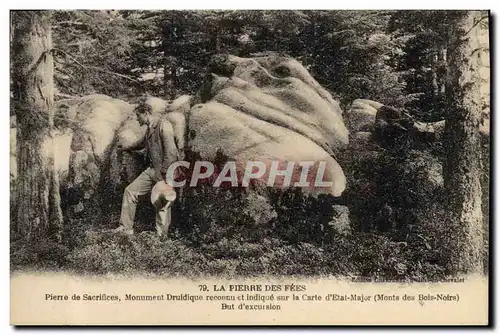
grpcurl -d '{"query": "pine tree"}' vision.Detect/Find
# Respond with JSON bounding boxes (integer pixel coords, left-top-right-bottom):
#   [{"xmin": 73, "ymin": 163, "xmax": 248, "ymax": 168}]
[
  {"xmin": 12, "ymin": 10, "xmax": 63, "ymax": 241},
  {"xmin": 443, "ymin": 10, "xmax": 488, "ymax": 274}
]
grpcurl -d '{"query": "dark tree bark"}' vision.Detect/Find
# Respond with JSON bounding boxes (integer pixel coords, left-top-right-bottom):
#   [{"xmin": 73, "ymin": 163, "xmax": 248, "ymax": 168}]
[
  {"xmin": 443, "ymin": 11, "xmax": 486, "ymax": 274},
  {"xmin": 162, "ymin": 13, "xmax": 178, "ymax": 100},
  {"xmin": 213, "ymin": 25, "xmax": 221, "ymax": 54},
  {"xmin": 211, "ymin": 11, "xmax": 224, "ymax": 53},
  {"xmin": 162, "ymin": 54, "xmax": 177, "ymax": 100},
  {"xmin": 12, "ymin": 10, "xmax": 63, "ymax": 241},
  {"xmin": 431, "ymin": 50, "xmax": 439, "ymax": 96},
  {"xmin": 439, "ymin": 48, "xmax": 447, "ymax": 95}
]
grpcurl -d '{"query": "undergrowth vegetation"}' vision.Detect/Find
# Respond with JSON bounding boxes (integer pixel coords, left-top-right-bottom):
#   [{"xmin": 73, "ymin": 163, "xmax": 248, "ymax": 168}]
[
  {"xmin": 11, "ymin": 133, "xmax": 489, "ymax": 280},
  {"xmin": 10, "ymin": 226, "xmax": 454, "ymax": 280}
]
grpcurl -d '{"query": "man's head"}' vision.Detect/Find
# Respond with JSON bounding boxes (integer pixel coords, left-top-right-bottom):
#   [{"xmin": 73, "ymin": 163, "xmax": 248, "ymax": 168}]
[{"xmin": 134, "ymin": 102, "xmax": 152, "ymax": 126}]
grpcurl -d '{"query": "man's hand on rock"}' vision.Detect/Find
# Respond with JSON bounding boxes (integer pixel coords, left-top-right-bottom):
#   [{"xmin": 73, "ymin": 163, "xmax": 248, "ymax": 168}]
[{"xmin": 116, "ymin": 142, "xmax": 130, "ymax": 152}]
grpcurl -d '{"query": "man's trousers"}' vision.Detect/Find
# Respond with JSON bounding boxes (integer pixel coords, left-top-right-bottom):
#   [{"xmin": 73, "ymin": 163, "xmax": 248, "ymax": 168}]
[{"xmin": 119, "ymin": 167, "xmax": 171, "ymax": 236}]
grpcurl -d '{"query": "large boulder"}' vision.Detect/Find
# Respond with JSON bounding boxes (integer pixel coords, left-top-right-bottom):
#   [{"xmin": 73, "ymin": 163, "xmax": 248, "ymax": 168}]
[
  {"xmin": 11, "ymin": 94, "xmax": 191, "ymax": 216},
  {"xmin": 123, "ymin": 55, "xmax": 351, "ymax": 238},
  {"xmin": 12, "ymin": 54, "xmax": 351, "ymax": 237},
  {"xmin": 187, "ymin": 54, "xmax": 348, "ymax": 197},
  {"xmin": 11, "ymin": 95, "xmax": 148, "ymax": 215},
  {"xmin": 346, "ymin": 99, "xmax": 383, "ymax": 133},
  {"xmin": 63, "ymin": 95, "xmax": 144, "ymax": 213},
  {"xmin": 411, "ymin": 119, "xmax": 489, "ymax": 143}
]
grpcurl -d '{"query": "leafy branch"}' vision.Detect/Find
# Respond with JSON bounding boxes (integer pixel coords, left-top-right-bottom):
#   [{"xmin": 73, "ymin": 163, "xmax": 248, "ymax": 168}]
[{"xmin": 51, "ymin": 48, "xmax": 145, "ymax": 89}]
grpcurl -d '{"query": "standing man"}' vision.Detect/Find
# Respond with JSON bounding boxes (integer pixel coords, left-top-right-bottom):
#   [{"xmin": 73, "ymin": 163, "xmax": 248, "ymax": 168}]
[{"xmin": 113, "ymin": 100, "xmax": 179, "ymax": 237}]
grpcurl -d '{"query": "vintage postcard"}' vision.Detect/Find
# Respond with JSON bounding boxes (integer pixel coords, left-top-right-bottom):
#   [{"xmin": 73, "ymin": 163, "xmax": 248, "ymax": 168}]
[{"xmin": 9, "ymin": 9, "xmax": 490, "ymax": 325}]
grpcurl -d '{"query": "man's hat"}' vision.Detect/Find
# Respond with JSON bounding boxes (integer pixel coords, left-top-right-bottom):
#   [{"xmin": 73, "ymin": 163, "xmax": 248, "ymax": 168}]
[{"xmin": 151, "ymin": 181, "xmax": 176, "ymax": 209}]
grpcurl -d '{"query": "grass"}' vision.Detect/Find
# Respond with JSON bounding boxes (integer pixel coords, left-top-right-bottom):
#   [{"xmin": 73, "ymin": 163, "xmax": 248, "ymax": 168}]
[{"xmin": 10, "ymin": 204, "xmax": 472, "ymax": 281}]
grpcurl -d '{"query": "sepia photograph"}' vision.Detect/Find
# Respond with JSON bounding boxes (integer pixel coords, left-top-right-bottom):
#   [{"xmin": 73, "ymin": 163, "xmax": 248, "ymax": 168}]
[{"xmin": 9, "ymin": 9, "xmax": 490, "ymax": 325}]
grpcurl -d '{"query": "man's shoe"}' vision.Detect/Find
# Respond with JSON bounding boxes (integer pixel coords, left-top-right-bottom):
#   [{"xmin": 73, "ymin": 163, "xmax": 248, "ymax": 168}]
[{"xmin": 111, "ymin": 226, "xmax": 134, "ymax": 235}]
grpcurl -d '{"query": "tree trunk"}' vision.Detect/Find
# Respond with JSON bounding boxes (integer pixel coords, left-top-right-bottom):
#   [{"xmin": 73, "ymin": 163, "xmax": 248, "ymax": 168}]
[
  {"xmin": 443, "ymin": 11, "xmax": 485, "ymax": 274},
  {"xmin": 214, "ymin": 12, "xmax": 224, "ymax": 53},
  {"xmin": 432, "ymin": 50, "xmax": 439, "ymax": 96},
  {"xmin": 439, "ymin": 48, "xmax": 447, "ymax": 95},
  {"xmin": 12, "ymin": 11, "xmax": 63, "ymax": 241},
  {"xmin": 169, "ymin": 65, "xmax": 177, "ymax": 100},
  {"xmin": 162, "ymin": 52, "xmax": 176, "ymax": 100},
  {"xmin": 163, "ymin": 14, "xmax": 177, "ymax": 100},
  {"xmin": 214, "ymin": 28, "xmax": 221, "ymax": 53}
]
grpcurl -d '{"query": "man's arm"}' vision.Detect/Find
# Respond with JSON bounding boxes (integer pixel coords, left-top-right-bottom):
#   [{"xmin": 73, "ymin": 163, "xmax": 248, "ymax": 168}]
[
  {"xmin": 119, "ymin": 133, "xmax": 146, "ymax": 151},
  {"xmin": 165, "ymin": 112, "xmax": 186, "ymax": 160},
  {"xmin": 159, "ymin": 120, "xmax": 179, "ymax": 182}
]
